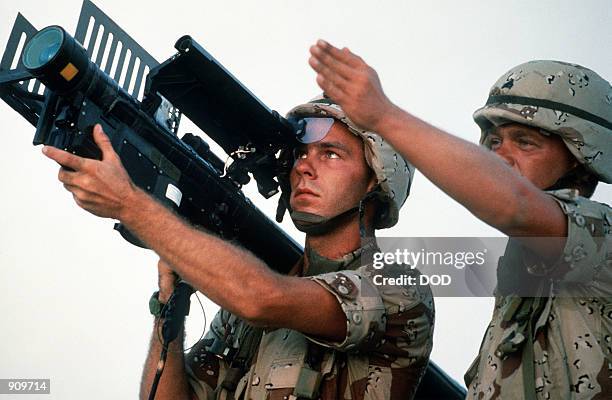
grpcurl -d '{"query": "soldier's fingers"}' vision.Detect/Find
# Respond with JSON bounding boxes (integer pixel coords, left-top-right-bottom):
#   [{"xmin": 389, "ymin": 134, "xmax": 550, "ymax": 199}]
[
  {"xmin": 315, "ymin": 40, "xmax": 363, "ymax": 68},
  {"xmin": 309, "ymin": 46, "xmax": 356, "ymax": 80},
  {"xmin": 316, "ymin": 74, "xmax": 347, "ymax": 102},
  {"xmin": 42, "ymin": 146, "xmax": 86, "ymax": 171},
  {"xmin": 58, "ymin": 167, "xmax": 78, "ymax": 185},
  {"xmin": 309, "ymin": 56, "xmax": 352, "ymax": 91},
  {"xmin": 310, "ymin": 55, "xmax": 351, "ymax": 87},
  {"xmin": 157, "ymin": 258, "xmax": 173, "ymax": 272},
  {"xmin": 72, "ymin": 192, "xmax": 89, "ymax": 209},
  {"xmin": 92, "ymin": 124, "xmax": 116, "ymax": 161},
  {"xmin": 64, "ymin": 183, "xmax": 89, "ymax": 202}
]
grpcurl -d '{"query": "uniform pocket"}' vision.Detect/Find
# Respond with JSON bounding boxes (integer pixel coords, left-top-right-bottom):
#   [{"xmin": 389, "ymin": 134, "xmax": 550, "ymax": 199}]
[{"xmin": 264, "ymin": 358, "xmax": 322, "ymax": 400}]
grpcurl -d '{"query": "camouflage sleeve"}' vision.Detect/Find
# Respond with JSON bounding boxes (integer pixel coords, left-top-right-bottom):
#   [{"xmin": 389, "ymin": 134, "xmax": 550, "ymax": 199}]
[
  {"xmin": 305, "ymin": 264, "xmax": 435, "ymax": 359},
  {"xmin": 305, "ymin": 269, "xmax": 386, "ymax": 351},
  {"xmin": 531, "ymin": 189, "xmax": 611, "ymax": 286},
  {"xmin": 362, "ymin": 265, "xmax": 436, "ymax": 398},
  {"xmin": 185, "ymin": 308, "xmax": 233, "ymax": 400}
]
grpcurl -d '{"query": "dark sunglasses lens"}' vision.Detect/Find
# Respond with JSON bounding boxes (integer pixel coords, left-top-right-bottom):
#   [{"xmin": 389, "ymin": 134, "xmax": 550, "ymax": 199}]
[{"xmin": 298, "ymin": 117, "xmax": 335, "ymax": 143}]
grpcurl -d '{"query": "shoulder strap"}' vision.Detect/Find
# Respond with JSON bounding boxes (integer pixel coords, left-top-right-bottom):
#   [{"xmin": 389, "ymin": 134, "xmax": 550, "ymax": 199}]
[
  {"xmin": 218, "ymin": 326, "xmax": 263, "ymax": 393},
  {"xmin": 521, "ymin": 294, "xmax": 547, "ymax": 400},
  {"xmin": 234, "ymin": 327, "xmax": 264, "ymax": 370}
]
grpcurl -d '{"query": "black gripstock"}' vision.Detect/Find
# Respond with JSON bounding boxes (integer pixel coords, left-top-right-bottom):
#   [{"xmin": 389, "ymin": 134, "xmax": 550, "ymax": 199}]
[
  {"xmin": 146, "ymin": 34, "xmax": 298, "ymax": 198},
  {"xmin": 0, "ymin": 1, "xmax": 466, "ymax": 398},
  {"xmin": 0, "ymin": 0, "xmax": 301, "ymax": 273}
]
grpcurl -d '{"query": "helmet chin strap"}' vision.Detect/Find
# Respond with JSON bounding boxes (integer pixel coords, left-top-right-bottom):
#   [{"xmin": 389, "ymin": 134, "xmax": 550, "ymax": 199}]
[
  {"xmin": 290, "ymin": 189, "xmax": 380, "ymax": 237},
  {"xmin": 290, "ymin": 207, "xmax": 358, "ymax": 236}
]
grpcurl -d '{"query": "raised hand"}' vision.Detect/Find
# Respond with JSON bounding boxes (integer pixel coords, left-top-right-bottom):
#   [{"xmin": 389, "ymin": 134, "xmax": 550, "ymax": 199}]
[{"xmin": 309, "ymin": 39, "xmax": 398, "ymax": 133}]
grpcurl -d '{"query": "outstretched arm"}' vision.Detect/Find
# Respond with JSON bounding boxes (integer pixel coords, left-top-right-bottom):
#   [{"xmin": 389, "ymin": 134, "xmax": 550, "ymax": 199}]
[
  {"xmin": 308, "ymin": 40, "xmax": 567, "ymax": 259},
  {"xmin": 42, "ymin": 125, "xmax": 346, "ymax": 341}
]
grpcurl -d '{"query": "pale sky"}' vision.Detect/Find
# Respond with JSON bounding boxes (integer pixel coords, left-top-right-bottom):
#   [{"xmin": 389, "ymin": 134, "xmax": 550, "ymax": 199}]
[{"xmin": 0, "ymin": 0, "xmax": 610, "ymax": 398}]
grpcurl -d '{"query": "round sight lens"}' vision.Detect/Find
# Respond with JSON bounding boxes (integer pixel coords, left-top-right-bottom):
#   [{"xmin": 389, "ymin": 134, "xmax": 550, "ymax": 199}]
[{"xmin": 22, "ymin": 27, "xmax": 64, "ymax": 70}]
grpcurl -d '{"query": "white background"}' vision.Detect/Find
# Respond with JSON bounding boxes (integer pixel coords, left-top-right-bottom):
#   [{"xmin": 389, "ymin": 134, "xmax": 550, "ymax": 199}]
[{"xmin": 0, "ymin": 0, "xmax": 610, "ymax": 398}]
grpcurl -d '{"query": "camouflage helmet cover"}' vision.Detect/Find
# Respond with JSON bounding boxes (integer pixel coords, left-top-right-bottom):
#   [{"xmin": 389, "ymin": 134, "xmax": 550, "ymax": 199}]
[
  {"xmin": 286, "ymin": 94, "xmax": 415, "ymax": 229},
  {"xmin": 473, "ymin": 60, "xmax": 612, "ymax": 183}
]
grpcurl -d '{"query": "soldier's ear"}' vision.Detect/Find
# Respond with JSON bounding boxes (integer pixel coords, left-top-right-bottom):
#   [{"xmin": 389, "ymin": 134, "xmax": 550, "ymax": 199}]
[
  {"xmin": 366, "ymin": 169, "xmax": 377, "ymax": 192},
  {"xmin": 570, "ymin": 159, "xmax": 579, "ymax": 170}
]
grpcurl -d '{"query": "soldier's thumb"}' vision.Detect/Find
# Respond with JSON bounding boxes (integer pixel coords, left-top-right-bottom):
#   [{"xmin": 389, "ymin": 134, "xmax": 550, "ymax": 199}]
[{"xmin": 93, "ymin": 124, "xmax": 115, "ymax": 160}]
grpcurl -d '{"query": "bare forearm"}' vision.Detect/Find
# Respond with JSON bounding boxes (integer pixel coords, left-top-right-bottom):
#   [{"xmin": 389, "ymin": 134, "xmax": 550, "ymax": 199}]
[
  {"xmin": 44, "ymin": 123, "xmax": 346, "ymax": 339},
  {"xmin": 308, "ymin": 41, "xmax": 564, "ymax": 237},
  {"xmin": 119, "ymin": 190, "xmax": 346, "ymax": 338},
  {"xmin": 376, "ymin": 106, "xmax": 558, "ymax": 235},
  {"xmin": 119, "ymin": 189, "xmax": 283, "ymax": 320},
  {"xmin": 140, "ymin": 320, "xmax": 190, "ymax": 400}
]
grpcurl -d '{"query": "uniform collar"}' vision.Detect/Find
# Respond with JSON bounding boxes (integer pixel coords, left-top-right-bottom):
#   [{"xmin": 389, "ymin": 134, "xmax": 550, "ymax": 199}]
[{"xmin": 301, "ymin": 238, "xmax": 379, "ymax": 277}]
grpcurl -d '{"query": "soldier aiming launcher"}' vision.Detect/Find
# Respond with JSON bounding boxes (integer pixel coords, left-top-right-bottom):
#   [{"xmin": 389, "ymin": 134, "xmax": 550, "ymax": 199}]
[
  {"xmin": 0, "ymin": 0, "xmax": 303, "ymax": 271},
  {"xmin": 0, "ymin": 1, "xmax": 466, "ymax": 398}
]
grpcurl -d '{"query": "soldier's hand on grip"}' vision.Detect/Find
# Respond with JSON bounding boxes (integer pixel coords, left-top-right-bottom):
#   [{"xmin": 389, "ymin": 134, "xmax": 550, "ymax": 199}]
[{"xmin": 157, "ymin": 259, "xmax": 179, "ymax": 303}]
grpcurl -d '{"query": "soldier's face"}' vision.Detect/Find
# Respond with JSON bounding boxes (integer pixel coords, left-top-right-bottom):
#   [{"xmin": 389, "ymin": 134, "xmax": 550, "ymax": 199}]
[
  {"xmin": 483, "ymin": 123, "xmax": 577, "ymax": 189},
  {"xmin": 289, "ymin": 121, "xmax": 375, "ymax": 217}
]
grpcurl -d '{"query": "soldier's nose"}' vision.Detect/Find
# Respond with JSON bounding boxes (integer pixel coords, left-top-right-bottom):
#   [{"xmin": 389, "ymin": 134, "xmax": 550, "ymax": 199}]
[
  {"xmin": 493, "ymin": 146, "xmax": 515, "ymax": 168},
  {"xmin": 294, "ymin": 157, "xmax": 316, "ymax": 179}
]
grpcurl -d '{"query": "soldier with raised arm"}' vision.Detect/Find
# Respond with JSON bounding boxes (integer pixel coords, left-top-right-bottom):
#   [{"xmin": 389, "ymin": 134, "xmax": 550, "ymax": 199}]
[{"xmin": 308, "ymin": 40, "xmax": 611, "ymax": 399}]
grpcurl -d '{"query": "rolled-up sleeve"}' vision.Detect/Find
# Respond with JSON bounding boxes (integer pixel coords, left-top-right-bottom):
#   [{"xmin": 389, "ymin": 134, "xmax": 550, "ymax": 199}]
[
  {"xmin": 305, "ymin": 262, "xmax": 435, "ymax": 359},
  {"xmin": 530, "ymin": 189, "xmax": 612, "ymax": 286},
  {"xmin": 306, "ymin": 270, "xmax": 387, "ymax": 352}
]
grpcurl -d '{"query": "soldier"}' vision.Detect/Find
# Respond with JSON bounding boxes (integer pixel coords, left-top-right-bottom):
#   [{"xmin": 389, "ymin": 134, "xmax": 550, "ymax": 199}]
[
  {"xmin": 308, "ymin": 40, "xmax": 611, "ymax": 399},
  {"xmin": 41, "ymin": 97, "xmax": 434, "ymax": 399}
]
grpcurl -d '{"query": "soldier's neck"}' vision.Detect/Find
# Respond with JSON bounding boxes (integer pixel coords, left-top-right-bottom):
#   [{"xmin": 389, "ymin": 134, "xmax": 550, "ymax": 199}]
[{"xmin": 304, "ymin": 219, "xmax": 374, "ymax": 272}]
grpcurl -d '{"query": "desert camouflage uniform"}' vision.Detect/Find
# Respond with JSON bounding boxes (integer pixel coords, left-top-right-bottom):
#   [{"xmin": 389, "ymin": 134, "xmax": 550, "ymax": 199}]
[
  {"xmin": 185, "ymin": 244, "xmax": 434, "ymax": 400},
  {"xmin": 465, "ymin": 189, "xmax": 611, "ymax": 399},
  {"xmin": 467, "ymin": 60, "xmax": 612, "ymax": 399}
]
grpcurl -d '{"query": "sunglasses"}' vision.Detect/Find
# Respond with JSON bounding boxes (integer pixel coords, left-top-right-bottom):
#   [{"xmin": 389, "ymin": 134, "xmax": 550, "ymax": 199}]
[{"xmin": 295, "ymin": 117, "xmax": 336, "ymax": 144}]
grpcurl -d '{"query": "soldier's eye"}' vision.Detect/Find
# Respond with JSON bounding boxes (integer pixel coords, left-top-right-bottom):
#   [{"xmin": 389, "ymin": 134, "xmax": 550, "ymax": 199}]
[
  {"xmin": 517, "ymin": 137, "xmax": 536, "ymax": 148},
  {"xmin": 325, "ymin": 151, "xmax": 340, "ymax": 159},
  {"xmin": 293, "ymin": 148, "xmax": 307, "ymax": 159},
  {"xmin": 485, "ymin": 137, "xmax": 501, "ymax": 149}
]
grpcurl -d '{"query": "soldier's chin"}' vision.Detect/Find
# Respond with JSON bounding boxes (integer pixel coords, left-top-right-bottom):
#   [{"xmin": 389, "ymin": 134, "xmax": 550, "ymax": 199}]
[
  {"xmin": 290, "ymin": 196, "xmax": 321, "ymax": 213},
  {"xmin": 291, "ymin": 204, "xmax": 323, "ymax": 216}
]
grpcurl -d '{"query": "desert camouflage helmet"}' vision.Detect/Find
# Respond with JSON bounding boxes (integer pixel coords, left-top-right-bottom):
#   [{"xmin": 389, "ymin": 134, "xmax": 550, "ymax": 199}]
[
  {"xmin": 286, "ymin": 94, "xmax": 414, "ymax": 229},
  {"xmin": 473, "ymin": 60, "xmax": 612, "ymax": 183}
]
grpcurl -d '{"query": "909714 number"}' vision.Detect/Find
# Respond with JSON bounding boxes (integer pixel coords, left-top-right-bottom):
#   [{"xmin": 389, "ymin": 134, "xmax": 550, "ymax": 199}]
[{"xmin": 0, "ymin": 379, "xmax": 50, "ymax": 394}]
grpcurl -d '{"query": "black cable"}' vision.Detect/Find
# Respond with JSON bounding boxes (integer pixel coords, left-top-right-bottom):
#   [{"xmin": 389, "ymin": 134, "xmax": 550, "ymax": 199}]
[
  {"xmin": 147, "ymin": 345, "xmax": 168, "ymax": 400},
  {"xmin": 148, "ymin": 293, "xmax": 207, "ymax": 400},
  {"xmin": 147, "ymin": 281, "xmax": 194, "ymax": 400},
  {"xmin": 155, "ymin": 291, "xmax": 207, "ymax": 353}
]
